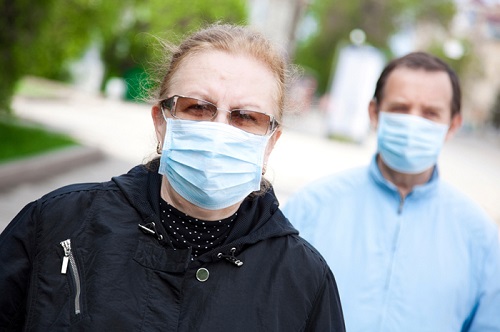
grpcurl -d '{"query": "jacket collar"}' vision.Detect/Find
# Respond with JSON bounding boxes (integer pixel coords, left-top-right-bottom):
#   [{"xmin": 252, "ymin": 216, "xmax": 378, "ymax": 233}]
[
  {"xmin": 369, "ymin": 154, "xmax": 440, "ymax": 197},
  {"xmin": 111, "ymin": 159, "xmax": 298, "ymax": 257},
  {"xmin": 112, "ymin": 161, "xmax": 161, "ymax": 224}
]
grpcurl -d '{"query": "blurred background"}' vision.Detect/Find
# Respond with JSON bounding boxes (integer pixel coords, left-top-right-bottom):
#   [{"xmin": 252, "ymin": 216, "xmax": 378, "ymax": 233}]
[{"xmin": 1, "ymin": 0, "xmax": 500, "ymax": 228}]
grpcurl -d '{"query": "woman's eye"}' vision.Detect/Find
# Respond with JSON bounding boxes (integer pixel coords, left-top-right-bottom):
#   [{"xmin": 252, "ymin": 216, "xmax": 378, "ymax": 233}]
[
  {"xmin": 186, "ymin": 103, "xmax": 204, "ymax": 110},
  {"xmin": 186, "ymin": 104, "xmax": 212, "ymax": 114},
  {"xmin": 174, "ymin": 101, "xmax": 215, "ymax": 120},
  {"xmin": 236, "ymin": 112, "xmax": 255, "ymax": 122}
]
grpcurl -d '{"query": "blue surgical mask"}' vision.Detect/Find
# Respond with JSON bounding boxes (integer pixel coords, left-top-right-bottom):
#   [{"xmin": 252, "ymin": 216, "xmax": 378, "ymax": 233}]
[
  {"xmin": 377, "ymin": 112, "xmax": 449, "ymax": 174},
  {"xmin": 159, "ymin": 119, "xmax": 270, "ymax": 210}
]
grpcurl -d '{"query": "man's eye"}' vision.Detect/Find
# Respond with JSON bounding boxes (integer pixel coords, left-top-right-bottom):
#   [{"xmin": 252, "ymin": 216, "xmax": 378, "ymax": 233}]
[
  {"xmin": 388, "ymin": 106, "xmax": 409, "ymax": 113},
  {"xmin": 424, "ymin": 110, "xmax": 441, "ymax": 119}
]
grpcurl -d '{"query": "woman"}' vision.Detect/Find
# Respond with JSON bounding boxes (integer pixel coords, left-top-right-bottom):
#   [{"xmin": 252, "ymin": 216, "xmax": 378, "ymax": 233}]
[{"xmin": 0, "ymin": 24, "xmax": 345, "ymax": 331}]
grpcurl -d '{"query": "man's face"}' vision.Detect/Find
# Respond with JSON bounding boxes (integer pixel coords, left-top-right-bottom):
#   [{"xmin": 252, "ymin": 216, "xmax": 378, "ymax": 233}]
[{"xmin": 376, "ymin": 67, "xmax": 454, "ymax": 125}]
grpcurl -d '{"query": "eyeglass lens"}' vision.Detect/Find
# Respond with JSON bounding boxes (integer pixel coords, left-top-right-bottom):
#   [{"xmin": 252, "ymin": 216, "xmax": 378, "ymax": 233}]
[{"xmin": 172, "ymin": 96, "xmax": 274, "ymax": 135}]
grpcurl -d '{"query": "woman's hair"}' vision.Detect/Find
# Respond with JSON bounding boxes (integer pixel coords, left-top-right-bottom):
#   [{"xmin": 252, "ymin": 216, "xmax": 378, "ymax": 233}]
[
  {"xmin": 149, "ymin": 23, "xmax": 297, "ymax": 123},
  {"xmin": 373, "ymin": 51, "xmax": 461, "ymax": 117},
  {"xmin": 146, "ymin": 23, "xmax": 296, "ymax": 195}
]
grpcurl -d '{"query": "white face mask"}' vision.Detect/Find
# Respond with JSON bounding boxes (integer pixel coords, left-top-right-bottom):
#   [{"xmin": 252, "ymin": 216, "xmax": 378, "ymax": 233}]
[
  {"xmin": 159, "ymin": 119, "xmax": 270, "ymax": 210},
  {"xmin": 377, "ymin": 112, "xmax": 449, "ymax": 174}
]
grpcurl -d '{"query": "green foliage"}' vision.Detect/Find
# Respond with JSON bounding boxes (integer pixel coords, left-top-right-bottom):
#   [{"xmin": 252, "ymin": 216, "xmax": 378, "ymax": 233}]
[
  {"xmin": 294, "ymin": 0, "xmax": 456, "ymax": 94},
  {"xmin": 0, "ymin": 0, "xmax": 55, "ymax": 114},
  {"xmin": 98, "ymin": 0, "xmax": 248, "ymax": 100},
  {"xmin": 0, "ymin": 119, "xmax": 77, "ymax": 162},
  {"xmin": 0, "ymin": 0, "xmax": 248, "ymax": 115}
]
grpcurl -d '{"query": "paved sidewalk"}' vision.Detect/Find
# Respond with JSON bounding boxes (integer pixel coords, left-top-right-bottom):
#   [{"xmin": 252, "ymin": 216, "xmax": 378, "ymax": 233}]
[{"xmin": 1, "ymin": 91, "xmax": 500, "ymax": 232}]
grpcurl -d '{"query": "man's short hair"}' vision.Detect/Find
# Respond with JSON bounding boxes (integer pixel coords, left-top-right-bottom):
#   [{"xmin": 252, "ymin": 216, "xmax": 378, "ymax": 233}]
[{"xmin": 373, "ymin": 52, "xmax": 461, "ymax": 117}]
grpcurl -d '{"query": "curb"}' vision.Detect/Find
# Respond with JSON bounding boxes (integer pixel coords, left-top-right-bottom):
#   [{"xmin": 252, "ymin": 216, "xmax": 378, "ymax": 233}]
[{"xmin": 0, "ymin": 145, "xmax": 104, "ymax": 192}]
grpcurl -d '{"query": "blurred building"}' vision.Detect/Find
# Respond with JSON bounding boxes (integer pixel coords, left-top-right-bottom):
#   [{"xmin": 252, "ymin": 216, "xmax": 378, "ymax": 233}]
[
  {"xmin": 247, "ymin": 0, "xmax": 309, "ymax": 58},
  {"xmin": 248, "ymin": 0, "xmax": 500, "ymax": 131},
  {"xmin": 456, "ymin": 0, "xmax": 500, "ymax": 129},
  {"xmin": 415, "ymin": 0, "xmax": 500, "ymax": 130}
]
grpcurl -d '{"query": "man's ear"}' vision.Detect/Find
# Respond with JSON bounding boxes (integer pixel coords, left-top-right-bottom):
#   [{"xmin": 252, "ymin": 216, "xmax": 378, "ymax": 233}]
[
  {"xmin": 368, "ymin": 99, "xmax": 379, "ymax": 129},
  {"xmin": 152, "ymin": 104, "xmax": 166, "ymax": 145},
  {"xmin": 445, "ymin": 113, "xmax": 463, "ymax": 141}
]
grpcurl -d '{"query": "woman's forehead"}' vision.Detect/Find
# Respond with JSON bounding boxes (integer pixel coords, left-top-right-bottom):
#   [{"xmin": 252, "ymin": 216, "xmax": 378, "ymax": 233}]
[{"xmin": 168, "ymin": 51, "xmax": 280, "ymax": 114}]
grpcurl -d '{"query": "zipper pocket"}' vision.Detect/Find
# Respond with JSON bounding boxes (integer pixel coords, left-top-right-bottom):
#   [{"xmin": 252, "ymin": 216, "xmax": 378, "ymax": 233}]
[{"xmin": 60, "ymin": 239, "xmax": 82, "ymax": 315}]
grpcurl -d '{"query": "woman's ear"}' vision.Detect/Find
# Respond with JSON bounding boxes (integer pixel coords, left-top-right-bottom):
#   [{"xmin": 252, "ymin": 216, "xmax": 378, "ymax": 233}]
[{"xmin": 152, "ymin": 104, "xmax": 167, "ymax": 146}]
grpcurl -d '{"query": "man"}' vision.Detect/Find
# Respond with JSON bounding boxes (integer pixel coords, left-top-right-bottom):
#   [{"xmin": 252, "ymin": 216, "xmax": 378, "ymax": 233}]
[{"xmin": 283, "ymin": 52, "xmax": 500, "ymax": 331}]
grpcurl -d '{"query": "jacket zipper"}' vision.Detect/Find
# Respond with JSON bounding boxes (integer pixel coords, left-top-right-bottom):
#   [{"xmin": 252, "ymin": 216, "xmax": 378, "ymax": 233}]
[
  {"xmin": 60, "ymin": 239, "xmax": 82, "ymax": 315},
  {"xmin": 398, "ymin": 195, "xmax": 405, "ymax": 214}
]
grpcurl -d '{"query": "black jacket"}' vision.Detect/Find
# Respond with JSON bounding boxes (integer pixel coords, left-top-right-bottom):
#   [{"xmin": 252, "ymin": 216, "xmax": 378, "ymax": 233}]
[{"xmin": 0, "ymin": 163, "xmax": 345, "ymax": 331}]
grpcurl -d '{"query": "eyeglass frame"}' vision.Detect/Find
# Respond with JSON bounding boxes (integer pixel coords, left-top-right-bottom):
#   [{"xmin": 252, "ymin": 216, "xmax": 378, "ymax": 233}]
[{"xmin": 159, "ymin": 95, "xmax": 280, "ymax": 136}]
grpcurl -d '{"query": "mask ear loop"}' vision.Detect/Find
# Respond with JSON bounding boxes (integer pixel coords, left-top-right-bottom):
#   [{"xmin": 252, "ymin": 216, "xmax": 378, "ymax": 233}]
[{"xmin": 157, "ymin": 101, "xmax": 169, "ymax": 155}]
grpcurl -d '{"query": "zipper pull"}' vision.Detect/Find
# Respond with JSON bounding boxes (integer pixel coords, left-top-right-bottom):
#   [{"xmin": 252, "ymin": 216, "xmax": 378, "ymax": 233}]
[
  {"xmin": 138, "ymin": 222, "xmax": 164, "ymax": 241},
  {"xmin": 60, "ymin": 239, "xmax": 71, "ymax": 274},
  {"xmin": 61, "ymin": 256, "xmax": 69, "ymax": 274}
]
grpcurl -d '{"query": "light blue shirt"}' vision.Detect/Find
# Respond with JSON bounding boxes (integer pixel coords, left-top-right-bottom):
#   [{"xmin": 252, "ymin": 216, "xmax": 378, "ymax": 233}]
[{"xmin": 283, "ymin": 155, "xmax": 500, "ymax": 332}]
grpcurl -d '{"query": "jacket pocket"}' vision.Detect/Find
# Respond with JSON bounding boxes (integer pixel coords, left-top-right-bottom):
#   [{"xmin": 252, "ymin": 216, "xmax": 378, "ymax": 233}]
[{"xmin": 60, "ymin": 239, "xmax": 83, "ymax": 316}]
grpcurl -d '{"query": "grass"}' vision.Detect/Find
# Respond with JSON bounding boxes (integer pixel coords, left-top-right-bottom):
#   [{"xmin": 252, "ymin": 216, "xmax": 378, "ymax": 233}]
[
  {"xmin": 0, "ymin": 77, "xmax": 79, "ymax": 164},
  {"xmin": 0, "ymin": 118, "xmax": 78, "ymax": 163}
]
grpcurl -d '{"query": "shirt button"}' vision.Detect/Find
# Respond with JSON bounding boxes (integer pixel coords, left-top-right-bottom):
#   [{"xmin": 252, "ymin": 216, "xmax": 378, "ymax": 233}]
[{"xmin": 196, "ymin": 268, "xmax": 209, "ymax": 282}]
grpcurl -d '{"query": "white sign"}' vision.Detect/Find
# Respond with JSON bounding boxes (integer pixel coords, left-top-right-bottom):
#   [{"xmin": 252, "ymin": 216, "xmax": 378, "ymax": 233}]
[{"xmin": 326, "ymin": 45, "xmax": 385, "ymax": 143}]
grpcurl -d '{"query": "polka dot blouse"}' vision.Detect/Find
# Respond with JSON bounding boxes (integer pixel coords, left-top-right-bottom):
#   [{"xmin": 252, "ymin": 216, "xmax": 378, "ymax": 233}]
[{"xmin": 159, "ymin": 199, "xmax": 236, "ymax": 259}]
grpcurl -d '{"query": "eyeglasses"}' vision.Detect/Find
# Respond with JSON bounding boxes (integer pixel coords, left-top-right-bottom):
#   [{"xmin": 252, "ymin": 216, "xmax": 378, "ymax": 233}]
[{"xmin": 160, "ymin": 95, "xmax": 279, "ymax": 136}]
